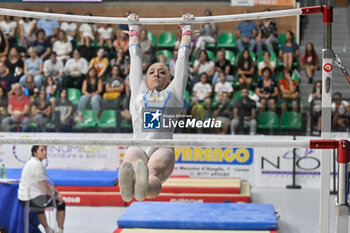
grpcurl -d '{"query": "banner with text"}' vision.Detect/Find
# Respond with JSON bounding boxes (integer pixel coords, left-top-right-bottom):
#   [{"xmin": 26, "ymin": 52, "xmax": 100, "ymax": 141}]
[{"xmin": 0, "ymin": 133, "xmax": 344, "ymax": 188}]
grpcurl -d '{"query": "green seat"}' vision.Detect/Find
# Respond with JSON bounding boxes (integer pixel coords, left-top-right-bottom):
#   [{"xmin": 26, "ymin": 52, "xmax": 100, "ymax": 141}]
[
  {"xmin": 280, "ymin": 111, "xmax": 301, "ymax": 130},
  {"xmin": 68, "ymin": 88, "xmax": 81, "ymax": 105},
  {"xmin": 206, "ymin": 42, "xmax": 216, "ymax": 49},
  {"xmin": 258, "ymin": 111, "xmax": 278, "ymax": 130},
  {"xmin": 157, "ymin": 32, "xmax": 176, "ymax": 48},
  {"xmin": 225, "ymin": 50, "xmax": 236, "ymax": 66},
  {"xmin": 46, "ymin": 122, "xmax": 55, "ymax": 130},
  {"xmin": 74, "ymin": 110, "xmax": 98, "ymax": 128},
  {"xmin": 235, "ymin": 90, "xmax": 255, "ymax": 99},
  {"xmin": 121, "ymin": 119, "xmax": 133, "ymax": 129},
  {"xmin": 98, "ymin": 110, "xmax": 116, "ymax": 128},
  {"xmin": 147, "ymin": 31, "xmax": 156, "ymax": 47},
  {"xmin": 217, "ymin": 32, "xmax": 236, "ymax": 49},
  {"xmin": 184, "ymin": 90, "xmax": 191, "ymax": 106}
]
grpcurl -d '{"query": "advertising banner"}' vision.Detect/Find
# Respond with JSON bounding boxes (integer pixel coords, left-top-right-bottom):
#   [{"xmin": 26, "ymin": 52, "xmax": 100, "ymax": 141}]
[{"xmin": 0, "ymin": 133, "xmax": 344, "ymax": 188}]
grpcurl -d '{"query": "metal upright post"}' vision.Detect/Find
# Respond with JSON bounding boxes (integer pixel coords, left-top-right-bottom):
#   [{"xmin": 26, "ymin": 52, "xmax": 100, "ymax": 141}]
[
  {"xmin": 319, "ymin": 5, "xmax": 333, "ymax": 233},
  {"xmin": 336, "ymin": 140, "xmax": 350, "ymax": 233}
]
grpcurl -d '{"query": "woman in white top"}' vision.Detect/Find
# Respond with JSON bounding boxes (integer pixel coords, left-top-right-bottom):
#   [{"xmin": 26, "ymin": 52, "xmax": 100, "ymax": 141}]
[
  {"xmin": 53, "ymin": 30, "xmax": 72, "ymax": 63},
  {"xmin": 60, "ymin": 12, "xmax": 77, "ymax": 42},
  {"xmin": 18, "ymin": 15, "xmax": 37, "ymax": 48},
  {"xmin": 118, "ymin": 13, "xmax": 193, "ymax": 202},
  {"xmin": 97, "ymin": 24, "xmax": 113, "ymax": 48},
  {"xmin": 191, "ymin": 50, "xmax": 215, "ymax": 83},
  {"xmin": 0, "ymin": 15, "xmax": 17, "ymax": 48},
  {"xmin": 64, "ymin": 48, "xmax": 89, "ymax": 89},
  {"xmin": 78, "ymin": 13, "xmax": 97, "ymax": 47},
  {"xmin": 18, "ymin": 145, "xmax": 66, "ymax": 233}
]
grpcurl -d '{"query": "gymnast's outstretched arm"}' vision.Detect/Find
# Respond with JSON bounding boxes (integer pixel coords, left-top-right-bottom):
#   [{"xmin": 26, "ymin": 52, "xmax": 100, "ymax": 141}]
[{"xmin": 128, "ymin": 13, "xmax": 145, "ymax": 94}]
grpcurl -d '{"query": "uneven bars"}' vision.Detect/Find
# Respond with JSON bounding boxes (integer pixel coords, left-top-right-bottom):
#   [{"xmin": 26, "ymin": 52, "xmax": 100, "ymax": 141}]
[
  {"xmin": 0, "ymin": 137, "xmax": 310, "ymax": 148},
  {"xmin": 0, "ymin": 8, "xmax": 303, "ymax": 25}
]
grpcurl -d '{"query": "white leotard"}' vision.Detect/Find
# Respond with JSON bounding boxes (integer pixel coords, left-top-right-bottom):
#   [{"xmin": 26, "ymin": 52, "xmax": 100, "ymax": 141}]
[{"xmin": 129, "ymin": 44, "xmax": 190, "ymax": 157}]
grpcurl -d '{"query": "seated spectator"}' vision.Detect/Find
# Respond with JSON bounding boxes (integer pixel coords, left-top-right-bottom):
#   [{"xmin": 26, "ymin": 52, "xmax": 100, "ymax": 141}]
[
  {"xmin": 279, "ymin": 31, "xmax": 299, "ymax": 71},
  {"xmin": 0, "ymin": 86, "xmax": 7, "ymax": 122},
  {"xmin": 237, "ymin": 49, "xmax": 255, "ymax": 89},
  {"xmin": 18, "ymin": 145, "xmax": 66, "ymax": 233},
  {"xmin": 236, "ymin": 12, "xmax": 257, "ymax": 52},
  {"xmin": 31, "ymin": 88, "xmax": 52, "ymax": 132},
  {"xmin": 6, "ymin": 47, "xmax": 24, "ymax": 83},
  {"xmin": 23, "ymin": 74, "xmax": 37, "ymax": 102},
  {"xmin": 0, "ymin": 30, "xmax": 9, "ymax": 61},
  {"xmin": 299, "ymin": 42, "xmax": 319, "ymax": 83},
  {"xmin": 214, "ymin": 71, "xmax": 233, "ymax": 101},
  {"xmin": 110, "ymin": 48, "xmax": 130, "ymax": 77},
  {"xmin": 55, "ymin": 88, "xmax": 73, "ymax": 132},
  {"xmin": 60, "ymin": 12, "xmax": 77, "ymax": 42},
  {"xmin": 18, "ymin": 14, "xmax": 37, "ymax": 48},
  {"xmin": 307, "ymin": 80, "xmax": 322, "ymax": 135},
  {"xmin": 140, "ymin": 29, "xmax": 153, "ymax": 73},
  {"xmin": 0, "ymin": 15, "xmax": 17, "ymax": 48},
  {"xmin": 113, "ymin": 30, "xmax": 129, "ymax": 54},
  {"xmin": 212, "ymin": 49, "xmax": 233, "ymax": 85},
  {"xmin": 332, "ymin": 92, "xmax": 350, "ymax": 131},
  {"xmin": 191, "ymin": 50, "xmax": 215, "ymax": 84},
  {"xmin": 258, "ymin": 50, "xmax": 276, "ymax": 76},
  {"xmin": 279, "ymin": 68, "xmax": 299, "ymax": 113},
  {"xmin": 64, "ymin": 48, "xmax": 89, "ymax": 89},
  {"xmin": 89, "ymin": 47, "xmax": 109, "ymax": 79},
  {"xmin": 32, "ymin": 29, "xmax": 51, "ymax": 60},
  {"xmin": 20, "ymin": 47, "xmax": 44, "ymax": 89},
  {"xmin": 2, "ymin": 83, "xmax": 30, "ymax": 132},
  {"xmin": 0, "ymin": 61, "xmax": 15, "ymax": 95},
  {"xmin": 37, "ymin": 7, "xmax": 59, "ymax": 41},
  {"xmin": 53, "ymin": 30, "xmax": 72, "ymax": 63},
  {"xmin": 256, "ymin": 10, "xmax": 278, "ymax": 54},
  {"xmin": 102, "ymin": 65, "xmax": 124, "ymax": 110},
  {"xmin": 193, "ymin": 9, "xmax": 216, "ymax": 55},
  {"xmin": 255, "ymin": 67, "xmax": 278, "ymax": 113},
  {"xmin": 45, "ymin": 76, "xmax": 57, "ymax": 104},
  {"xmin": 213, "ymin": 92, "xmax": 232, "ymax": 134},
  {"xmin": 231, "ymin": 87, "xmax": 257, "ymax": 135},
  {"xmin": 97, "ymin": 23, "xmax": 113, "ymax": 48},
  {"xmin": 192, "ymin": 72, "xmax": 212, "ymax": 110},
  {"xmin": 43, "ymin": 52, "xmax": 64, "ymax": 90},
  {"xmin": 78, "ymin": 13, "xmax": 97, "ymax": 47},
  {"xmin": 75, "ymin": 68, "xmax": 103, "ymax": 122}
]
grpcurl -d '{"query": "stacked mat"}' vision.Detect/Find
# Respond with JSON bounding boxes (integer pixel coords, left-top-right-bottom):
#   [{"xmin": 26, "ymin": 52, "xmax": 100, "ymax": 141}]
[
  {"xmin": 114, "ymin": 202, "xmax": 278, "ymax": 232},
  {"xmin": 59, "ymin": 177, "xmax": 251, "ymax": 206},
  {"xmin": 7, "ymin": 168, "xmax": 251, "ymax": 206}
]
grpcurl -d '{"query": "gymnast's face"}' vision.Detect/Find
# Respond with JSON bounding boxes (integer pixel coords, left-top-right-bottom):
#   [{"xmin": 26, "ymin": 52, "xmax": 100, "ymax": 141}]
[
  {"xmin": 34, "ymin": 146, "xmax": 47, "ymax": 161},
  {"xmin": 146, "ymin": 63, "xmax": 170, "ymax": 91}
]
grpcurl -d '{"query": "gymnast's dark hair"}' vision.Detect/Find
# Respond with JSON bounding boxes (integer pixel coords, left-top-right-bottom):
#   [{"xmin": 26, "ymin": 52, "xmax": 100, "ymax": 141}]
[{"xmin": 31, "ymin": 145, "xmax": 41, "ymax": 157}]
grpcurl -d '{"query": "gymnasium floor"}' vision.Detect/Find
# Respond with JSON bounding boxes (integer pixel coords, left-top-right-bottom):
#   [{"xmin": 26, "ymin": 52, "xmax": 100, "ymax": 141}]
[{"xmin": 58, "ymin": 187, "xmax": 346, "ymax": 233}]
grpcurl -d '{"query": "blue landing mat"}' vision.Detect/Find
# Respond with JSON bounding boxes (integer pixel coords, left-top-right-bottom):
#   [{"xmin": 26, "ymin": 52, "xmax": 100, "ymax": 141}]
[
  {"xmin": 117, "ymin": 202, "xmax": 278, "ymax": 230},
  {"xmin": 6, "ymin": 168, "xmax": 118, "ymax": 186}
]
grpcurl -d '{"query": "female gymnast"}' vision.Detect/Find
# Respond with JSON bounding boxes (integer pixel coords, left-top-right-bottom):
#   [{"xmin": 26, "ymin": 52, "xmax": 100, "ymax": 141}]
[{"xmin": 118, "ymin": 13, "xmax": 193, "ymax": 202}]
